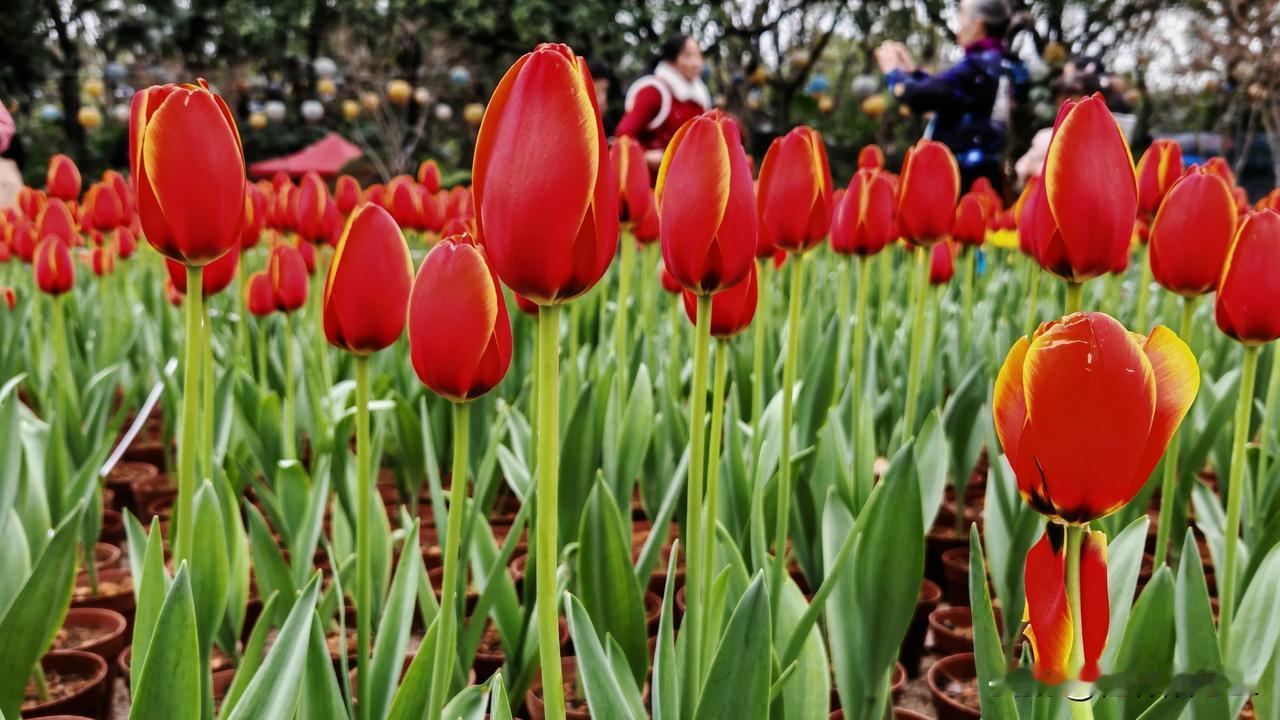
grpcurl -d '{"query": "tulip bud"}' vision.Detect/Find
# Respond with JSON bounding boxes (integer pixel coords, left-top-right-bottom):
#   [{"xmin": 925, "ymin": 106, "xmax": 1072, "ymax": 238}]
[
  {"xmin": 91, "ymin": 246, "xmax": 115, "ymax": 276},
  {"xmin": 335, "ymin": 175, "xmax": 362, "ymax": 215},
  {"xmin": 1135, "ymin": 138, "xmax": 1182, "ymax": 217},
  {"xmin": 37, "ymin": 200, "xmax": 79, "ymax": 246},
  {"xmin": 857, "ymin": 144, "xmax": 884, "ymax": 170},
  {"xmin": 166, "ymin": 240, "xmax": 240, "ymax": 296},
  {"xmin": 756, "ymin": 125, "xmax": 833, "ymax": 255},
  {"xmin": 116, "ymin": 225, "xmax": 137, "ymax": 260},
  {"xmin": 1, "ymin": 287, "xmax": 16, "ymax": 311},
  {"xmin": 418, "ymin": 160, "xmax": 442, "ymax": 194},
  {"xmin": 474, "ymin": 43, "xmax": 618, "ymax": 305},
  {"xmin": 131, "ymin": 79, "xmax": 246, "ymax": 266},
  {"xmin": 295, "ymin": 235, "xmax": 317, "ymax": 274},
  {"xmin": 386, "ymin": 175, "xmax": 424, "ymax": 230},
  {"xmin": 897, "ymin": 139, "xmax": 960, "ymax": 245},
  {"xmin": 1203, "ymin": 156, "xmax": 1234, "ymax": 187},
  {"xmin": 103, "ymin": 170, "xmax": 134, "ymax": 218},
  {"xmin": 929, "ymin": 240, "xmax": 956, "ymax": 285},
  {"xmin": 659, "ymin": 263, "xmax": 680, "ymax": 295},
  {"xmin": 408, "ymin": 236, "xmax": 512, "ymax": 401},
  {"xmin": 8, "ymin": 220, "xmax": 36, "ymax": 263},
  {"xmin": 324, "ymin": 204, "xmax": 414, "ymax": 354},
  {"xmin": 681, "ymin": 261, "xmax": 758, "ymax": 338},
  {"xmin": 86, "ymin": 182, "xmax": 126, "ymax": 232},
  {"xmin": 994, "ymin": 311, "xmax": 1198, "ymax": 524},
  {"xmin": 269, "ymin": 244, "xmax": 309, "ymax": 313},
  {"xmin": 1149, "ymin": 166, "xmax": 1237, "ymax": 297},
  {"xmin": 1215, "ymin": 209, "xmax": 1280, "ymax": 345},
  {"xmin": 656, "ymin": 110, "xmax": 756, "ymax": 294},
  {"xmin": 951, "ymin": 192, "xmax": 988, "ymax": 247},
  {"xmin": 612, "ymin": 135, "xmax": 653, "ymax": 225},
  {"xmin": 831, "ymin": 168, "xmax": 896, "ymax": 257},
  {"xmin": 245, "ymin": 271, "xmax": 274, "ymax": 317},
  {"xmin": 35, "ymin": 236, "xmax": 75, "ymax": 295},
  {"xmin": 46, "ymin": 154, "xmax": 82, "ymax": 201}
]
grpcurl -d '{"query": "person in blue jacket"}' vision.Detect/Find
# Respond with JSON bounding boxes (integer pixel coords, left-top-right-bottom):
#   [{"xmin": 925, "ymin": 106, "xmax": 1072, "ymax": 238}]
[{"xmin": 876, "ymin": 0, "xmax": 1023, "ymax": 194}]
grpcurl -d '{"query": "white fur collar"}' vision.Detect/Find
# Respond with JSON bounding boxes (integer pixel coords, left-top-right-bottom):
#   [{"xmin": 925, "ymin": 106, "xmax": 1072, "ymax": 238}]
[{"xmin": 653, "ymin": 62, "xmax": 713, "ymax": 109}]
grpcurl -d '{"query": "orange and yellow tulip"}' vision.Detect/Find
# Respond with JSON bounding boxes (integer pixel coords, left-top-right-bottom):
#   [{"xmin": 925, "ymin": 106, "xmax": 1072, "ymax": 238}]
[
  {"xmin": 1023, "ymin": 525, "xmax": 1110, "ymax": 684},
  {"xmin": 1216, "ymin": 209, "xmax": 1280, "ymax": 345}
]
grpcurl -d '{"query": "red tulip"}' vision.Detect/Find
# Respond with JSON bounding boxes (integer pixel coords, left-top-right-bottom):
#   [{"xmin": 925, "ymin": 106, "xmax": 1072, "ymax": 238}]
[
  {"xmin": 514, "ymin": 292, "xmax": 539, "ymax": 316},
  {"xmin": 245, "ymin": 271, "xmax": 275, "ymax": 317},
  {"xmin": 103, "ymin": 170, "xmax": 134, "ymax": 218},
  {"xmin": 418, "ymin": 185, "xmax": 445, "ymax": 232},
  {"xmin": 46, "ymin": 154, "xmax": 82, "ymax": 201},
  {"xmin": 656, "ymin": 110, "xmax": 755, "ymax": 295},
  {"xmin": 17, "ymin": 187, "xmax": 46, "ymax": 221},
  {"xmin": 295, "ymin": 171, "xmax": 331, "ymax": 242},
  {"xmin": 951, "ymin": 192, "xmax": 988, "ymax": 247},
  {"xmin": 323, "ymin": 203, "xmax": 413, "ymax": 354},
  {"xmin": 90, "ymin": 246, "xmax": 115, "ymax": 277},
  {"xmin": 756, "ymin": 126, "xmax": 833, "ymax": 255},
  {"xmin": 1031, "ymin": 94, "xmax": 1136, "ymax": 280},
  {"xmin": 8, "ymin": 220, "xmax": 36, "ymax": 263},
  {"xmin": 612, "ymin": 135, "xmax": 653, "ymax": 225},
  {"xmin": 386, "ymin": 175, "xmax": 423, "ymax": 230},
  {"xmin": 0, "ymin": 238, "xmax": 9, "ymax": 264},
  {"xmin": 857, "ymin": 144, "xmax": 884, "ymax": 170},
  {"xmin": 294, "ymin": 235, "xmax": 317, "ymax": 274},
  {"xmin": 131, "ymin": 79, "xmax": 246, "ymax": 266},
  {"xmin": 993, "ymin": 312, "xmax": 1198, "ymax": 524},
  {"xmin": 240, "ymin": 184, "xmax": 267, "ymax": 250},
  {"xmin": 1135, "ymin": 139, "xmax": 1182, "ymax": 217},
  {"xmin": 659, "ymin": 263, "xmax": 680, "ymax": 295},
  {"xmin": 165, "ymin": 278, "xmax": 184, "ymax": 307},
  {"xmin": 1023, "ymin": 525, "xmax": 1110, "ymax": 684},
  {"xmin": 929, "ymin": 241, "xmax": 956, "ymax": 285},
  {"xmin": 473, "ymin": 43, "xmax": 618, "ymax": 305},
  {"xmin": 269, "ymin": 244, "xmax": 309, "ymax": 313},
  {"xmin": 34, "ymin": 236, "xmax": 75, "ymax": 295},
  {"xmin": 897, "ymin": 139, "xmax": 960, "ymax": 245},
  {"xmin": 85, "ymin": 183, "xmax": 126, "ymax": 232},
  {"xmin": 831, "ymin": 168, "xmax": 896, "ymax": 257},
  {"xmin": 1216, "ymin": 209, "xmax": 1280, "ymax": 345},
  {"xmin": 1148, "ymin": 165, "xmax": 1237, "ymax": 297},
  {"xmin": 115, "ymin": 225, "xmax": 138, "ymax": 260},
  {"xmin": 335, "ymin": 175, "xmax": 362, "ymax": 215},
  {"xmin": 1203, "ymin": 157, "xmax": 1234, "ymax": 187},
  {"xmin": 1232, "ymin": 186, "xmax": 1249, "ymax": 214},
  {"xmin": 418, "ymin": 160, "xmax": 442, "ymax": 194},
  {"xmin": 362, "ymin": 183, "xmax": 385, "ymax": 209},
  {"xmin": 408, "ymin": 235, "xmax": 512, "ymax": 401},
  {"xmin": 37, "ymin": 201, "xmax": 79, "ymax": 246},
  {"xmin": 681, "ymin": 261, "xmax": 758, "ymax": 338},
  {"xmin": 1, "ymin": 287, "xmax": 15, "ymax": 311},
  {"xmin": 632, "ymin": 198, "xmax": 660, "ymax": 245},
  {"xmin": 166, "ymin": 240, "xmax": 240, "ymax": 296},
  {"xmin": 1015, "ymin": 176, "xmax": 1043, "ymax": 258}
]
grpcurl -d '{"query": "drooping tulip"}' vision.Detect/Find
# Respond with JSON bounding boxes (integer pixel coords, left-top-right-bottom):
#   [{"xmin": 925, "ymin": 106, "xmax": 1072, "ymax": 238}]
[
  {"xmin": 857, "ymin": 144, "xmax": 884, "ymax": 170},
  {"xmin": 929, "ymin": 240, "xmax": 956, "ymax": 284},
  {"xmin": 473, "ymin": 43, "xmax": 618, "ymax": 305},
  {"xmin": 993, "ymin": 312, "xmax": 1198, "ymax": 523},
  {"xmin": 951, "ymin": 192, "xmax": 988, "ymax": 247},
  {"xmin": 1030, "ymin": 94, "xmax": 1136, "ymax": 280},
  {"xmin": 166, "ymin": 240, "xmax": 240, "ymax": 296},
  {"xmin": 1215, "ymin": 209, "xmax": 1280, "ymax": 345},
  {"xmin": 680, "ymin": 261, "xmax": 757, "ymax": 338},
  {"xmin": 323, "ymin": 203, "xmax": 413, "ymax": 354},
  {"xmin": 245, "ymin": 271, "xmax": 274, "ymax": 317},
  {"xmin": 408, "ymin": 235, "xmax": 513, "ymax": 401},
  {"xmin": 34, "ymin": 236, "xmax": 75, "ymax": 295},
  {"xmin": 1023, "ymin": 525, "xmax": 1110, "ymax": 684},
  {"xmin": 130, "ymin": 79, "xmax": 246, "ymax": 266},
  {"xmin": 830, "ymin": 167, "xmax": 896, "ymax": 256},
  {"xmin": 1135, "ymin": 139, "xmax": 1183, "ymax": 218},
  {"xmin": 897, "ymin": 139, "xmax": 960, "ymax": 245},
  {"xmin": 656, "ymin": 110, "xmax": 755, "ymax": 295},
  {"xmin": 335, "ymin": 175, "xmax": 362, "ymax": 215},
  {"xmin": 756, "ymin": 125, "xmax": 833, "ymax": 255},
  {"xmin": 46, "ymin": 154, "xmax": 82, "ymax": 201},
  {"xmin": 612, "ymin": 135, "xmax": 652, "ymax": 224},
  {"xmin": 268, "ymin": 244, "xmax": 309, "ymax": 313},
  {"xmin": 1148, "ymin": 165, "xmax": 1237, "ymax": 296},
  {"xmin": 418, "ymin": 160, "xmax": 442, "ymax": 194}
]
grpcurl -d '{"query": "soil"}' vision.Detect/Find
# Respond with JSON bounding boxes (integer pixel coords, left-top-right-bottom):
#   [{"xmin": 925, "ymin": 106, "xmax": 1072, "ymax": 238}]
[
  {"xmin": 325, "ymin": 628, "xmax": 358, "ymax": 658},
  {"xmin": 54, "ymin": 624, "xmax": 113, "ymax": 651},
  {"xmin": 22, "ymin": 669, "xmax": 95, "ymax": 709},
  {"xmin": 940, "ymin": 618, "xmax": 974, "ymax": 640},
  {"xmin": 73, "ymin": 575, "xmax": 133, "ymax": 601},
  {"xmin": 479, "ymin": 621, "xmax": 504, "ymax": 654},
  {"xmin": 943, "ymin": 674, "xmax": 980, "ymax": 711}
]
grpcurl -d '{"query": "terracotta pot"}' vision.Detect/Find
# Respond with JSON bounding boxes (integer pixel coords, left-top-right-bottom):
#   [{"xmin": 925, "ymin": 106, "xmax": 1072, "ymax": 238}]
[
  {"xmin": 940, "ymin": 547, "xmax": 973, "ymax": 605},
  {"xmin": 105, "ymin": 461, "xmax": 159, "ymax": 512},
  {"xmin": 937, "ymin": 483, "xmax": 986, "ymax": 529},
  {"xmin": 100, "ymin": 509, "xmax": 125, "ymax": 545},
  {"xmin": 829, "ymin": 662, "xmax": 906, "ymax": 711},
  {"xmin": 101, "ymin": 487, "xmax": 116, "ymax": 513},
  {"xmin": 925, "ymin": 523, "xmax": 973, "ymax": 585},
  {"xmin": 429, "ymin": 567, "xmax": 480, "ymax": 617},
  {"xmin": 928, "ymin": 652, "xmax": 982, "ymax": 719},
  {"xmin": 472, "ymin": 617, "xmax": 570, "ymax": 682},
  {"xmin": 72, "ymin": 568, "xmax": 136, "ymax": 623},
  {"xmin": 92, "ymin": 542, "xmax": 122, "ymax": 571},
  {"xmin": 121, "ymin": 425, "xmax": 168, "ymax": 472},
  {"xmin": 527, "ymin": 657, "xmax": 649, "ymax": 720},
  {"xmin": 901, "ymin": 578, "xmax": 942, "ymax": 677},
  {"xmin": 52, "ymin": 608, "xmax": 128, "ymax": 667},
  {"xmin": 830, "ymin": 710, "xmax": 929, "ymax": 720},
  {"xmin": 20, "ymin": 650, "xmax": 109, "ymax": 718},
  {"xmin": 130, "ymin": 475, "xmax": 175, "ymax": 517},
  {"xmin": 929, "ymin": 606, "xmax": 1005, "ymax": 656},
  {"xmin": 142, "ymin": 495, "xmax": 174, "ymax": 522}
]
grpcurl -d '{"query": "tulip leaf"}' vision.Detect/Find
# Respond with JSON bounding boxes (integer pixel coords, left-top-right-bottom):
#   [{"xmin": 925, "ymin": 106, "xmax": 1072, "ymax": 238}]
[
  {"xmin": 651, "ymin": 541, "xmax": 681, "ymax": 720},
  {"xmin": 1099, "ymin": 514, "xmax": 1149, "ymax": 673},
  {"xmin": 576, "ymin": 480, "xmax": 648, "ymax": 683},
  {"xmin": 129, "ymin": 566, "xmax": 201, "ymax": 720},
  {"xmin": 1228, "ymin": 542, "xmax": 1280, "ymax": 688},
  {"xmin": 488, "ymin": 673, "xmax": 513, "ymax": 720},
  {"xmin": 1096, "ymin": 567, "xmax": 1175, "ymax": 720},
  {"xmin": 299, "ymin": 612, "xmax": 349, "ymax": 720},
  {"xmin": 0, "ymin": 506, "xmax": 81, "ymax": 719},
  {"xmin": 0, "ymin": 375, "xmax": 24, "ymax": 539},
  {"xmin": 366, "ymin": 523, "xmax": 421, "ymax": 720},
  {"xmin": 224, "ymin": 574, "xmax": 322, "ymax": 720},
  {"xmin": 564, "ymin": 592, "xmax": 647, "ymax": 719},
  {"xmin": 1173, "ymin": 532, "xmax": 1230, "ymax": 719},
  {"xmin": 387, "ymin": 618, "xmax": 438, "ymax": 720},
  {"xmin": 914, "ymin": 409, "xmax": 948, "ymax": 531},
  {"xmin": 217, "ymin": 592, "xmax": 279, "ymax": 719},
  {"xmin": 773, "ymin": 569, "xmax": 830, "ymax": 720},
  {"xmin": 941, "ymin": 365, "xmax": 986, "ymax": 499},
  {"xmin": 130, "ymin": 516, "xmax": 172, "ymax": 697},
  {"xmin": 441, "ymin": 683, "xmax": 490, "ymax": 720},
  {"xmin": 191, "ymin": 480, "xmax": 230, "ymax": 662},
  {"xmin": 246, "ymin": 502, "xmax": 295, "ymax": 624},
  {"xmin": 968, "ymin": 525, "xmax": 1018, "ymax": 720},
  {"xmin": 693, "ymin": 572, "xmax": 772, "ymax": 720}
]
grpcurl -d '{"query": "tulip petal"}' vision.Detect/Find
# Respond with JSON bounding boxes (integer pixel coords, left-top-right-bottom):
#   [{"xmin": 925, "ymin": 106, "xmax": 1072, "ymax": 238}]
[
  {"xmin": 409, "ymin": 240, "xmax": 500, "ymax": 401},
  {"xmin": 1024, "ymin": 527, "xmax": 1072, "ymax": 685},
  {"xmin": 1079, "ymin": 529, "xmax": 1110, "ymax": 683},
  {"xmin": 1122, "ymin": 326, "xmax": 1199, "ymax": 500},
  {"xmin": 657, "ymin": 116, "xmax": 731, "ymax": 291}
]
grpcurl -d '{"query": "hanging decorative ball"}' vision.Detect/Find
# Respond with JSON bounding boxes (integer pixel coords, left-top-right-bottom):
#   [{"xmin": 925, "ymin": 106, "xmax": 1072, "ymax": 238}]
[
  {"xmin": 301, "ymin": 100, "xmax": 324, "ymax": 122},
  {"xmin": 1124, "ymin": 88, "xmax": 1143, "ymax": 106},
  {"xmin": 84, "ymin": 78, "xmax": 106, "ymax": 99},
  {"xmin": 448, "ymin": 65, "xmax": 472, "ymax": 87},
  {"xmin": 342, "ymin": 99, "xmax": 360, "ymax": 120},
  {"xmin": 414, "ymin": 87, "xmax": 432, "ymax": 105},
  {"xmin": 790, "ymin": 50, "xmax": 811, "ymax": 69},
  {"xmin": 317, "ymin": 77, "xmax": 337, "ymax": 98},
  {"xmin": 861, "ymin": 94, "xmax": 888, "ymax": 118},
  {"xmin": 1042, "ymin": 42, "xmax": 1067, "ymax": 64},
  {"xmin": 360, "ymin": 91, "xmax": 380, "ymax": 111},
  {"xmin": 105, "ymin": 62, "xmax": 127, "ymax": 82},
  {"xmin": 898, "ymin": 103, "xmax": 912, "ymax": 118},
  {"xmin": 386, "ymin": 79, "xmax": 412, "ymax": 105},
  {"xmin": 817, "ymin": 94, "xmax": 835, "ymax": 113},
  {"xmin": 745, "ymin": 88, "xmax": 763, "ymax": 110},
  {"xmin": 749, "ymin": 65, "xmax": 769, "ymax": 86},
  {"xmin": 313, "ymin": 56, "xmax": 337, "ymax": 78},
  {"xmin": 851, "ymin": 73, "xmax": 879, "ymax": 99},
  {"xmin": 805, "ymin": 73, "xmax": 830, "ymax": 95},
  {"xmin": 249, "ymin": 111, "xmax": 269, "ymax": 130},
  {"xmin": 40, "ymin": 104, "xmax": 63, "ymax": 122},
  {"xmin": 77, "ymin": 106, "xmax": 103, "ymax": 128},
  {"xmin": 463, "ymin": 102, "xmax": 485, "ymax": 126},
  {"xmin": 433, "ymin": 103, "xmax": 454, "ymax": 122},
  {"xmin": 110, "ymin": 104, "xmax": 130, "ymax": 123},
  {"xmin": 265, "ymin": 100, "xmax": 287, "ymax": 122}
]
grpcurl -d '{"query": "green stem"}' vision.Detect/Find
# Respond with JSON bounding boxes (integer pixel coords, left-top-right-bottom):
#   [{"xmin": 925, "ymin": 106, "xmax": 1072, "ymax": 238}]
[
  {"xmin": 750, "ymin": 259, "xmax": 769, "ymax": 469},
  {"xmin": 354, "ymin": 355, "xmax": 372, "ymax": 720},
  {"xmin": 1220, "ymin": 343, "xmax": 1259, "ymax": 657},
  {"xmin": 686, "ymin": 293, "xmax": 713, "ymax": 688},
  {"xmin": 51, "ymin": 294, "xmax": 74, "ymax": 414},
  {"xmin": 902, "ymin": 246, "xmax": 928, "ymax": 439},
  {"xmin": 256, "ymin": 320, "xmax": 268, "ymax": 388},
  {"xmin": 1064, "ymin": 525, "xmax": 1095, "ymax": 717},
  {"xmin": 1064, "ymin": 280, "xmax": 1084, "ymax": 316},
  {"xmin": 700, "ymin": 339, "xmax": 729, "ymax": 653},
  {"xmin": 430, "ymin": 401, "xmax": 470, "ymax": 716},
  {"xmin": 877, "ymin": 249, "xmax": 891, "ymax": 312},
  {"xmin": 614, "ymin": 232, "xmax": 635, "ymax": 404},
  {"xmin": 1154, "ymin": 296, "xmax": 1197, "ymax": 566},
  {"xmin": 176, "ymin": 266, "xmax": 203, "ymax": 563},
  {"xmin": 849, "ymin": 256, "xmax": 872, "ymax": 504},
  {"xmin": 1136, "ymin": 247, "xmax": 1152, "ymax": 330},
  {"xmin": 30, "ymin": 293, "xmax": 44, "ymax": 388},
  {"xmin": 201, "ymin": 302, "xmax": 214, "ymax": 480},
  {"xmin": 235, "ymin": 255, "xmax": 247, "ymax": 370},
  {"xmin": 32, "ymin": 665, "xmax": 49, "ymax": 701},
  {"xmin": 535, "ymin": 304, "xmax": 566, "ymax": 720},
  {"xmin": 836, "ymin": 257, "xmax": 852, "ymax": 376},
  {"xmin": 1256, "ymin": 344, "xmax": 1280, "ymax": 507},
  {"xmin": 1025, "ymin": 264, "xmax": 1042, "ymax": 336},
  {"xmin": 961, "ymin": 247, "xmax": 975, "ymax": 345},
  {"xmin": 640, "ymin": 242, "xmax": 657, "ymax": 373},
  {"xmin": 283, "ymin": 313, "xmax": 296, "ymax": 459},
  {"xmin": 770, "ymin": 256, "xmax": 804, "ymax": 616}
]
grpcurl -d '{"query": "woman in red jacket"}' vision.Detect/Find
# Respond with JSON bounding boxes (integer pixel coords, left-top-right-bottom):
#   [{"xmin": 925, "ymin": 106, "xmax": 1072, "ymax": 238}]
[{"xmin": 617, "ymin": 34, "xmax": 713, "ymax": 172}]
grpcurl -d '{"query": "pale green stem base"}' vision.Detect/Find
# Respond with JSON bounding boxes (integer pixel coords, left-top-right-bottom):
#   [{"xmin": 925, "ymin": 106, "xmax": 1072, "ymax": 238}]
[
  {"xmin": 1064, "ymin": 280, "xmax": 1084, "ymax": 316},
  {"xmin": 850, "ymin": 256, "xmax": 872, "ymax": 503},
  {"xmin": 700, "ymin": 340, "xmax": 729, "ymax": 653},
  {"xmin": 176, "ymin": 266, "xmax": 203, "ymax": 563},
  {"xmin": 902, "ymin": 246, "xmax": 928, "ymax": 440},
  {"xmin": 283, "ymin": 313, "xmax": 296, "ymax": 460},
  {"xmin": 1154, "ymin": 296, "xmax": 1197, "ymax": 566},
  {"xmin": 685, "ymin": 294, "xmax": 712, "ymax": 688},
  {"xmin": 770, "ymin": 256, "xmax": 804, "ymax": 617},
  {"xmin": 201, "ymin": 303, "xmax": 214, "ymax": 480},
  {"xmin": 354, "ymin": 356, "xmax": 372, "ymax": 720},
  {"xmin": 1219, "ymin": 344, "xmax": 1259, "ymax": 657},
  {"xmin": 535, "ymin": 305, "xmax": 566, "ymax": 720},
  {"xmin": 750, "ymin": 259, "xmax": 769, "ymax": 467},
  {"xmin": 429, "ymin": 401, "xmax": 470, "ymax": 716},
  {"xmin": 613, "ymin": 232, "xmax": 635, "ymax": 404}
]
